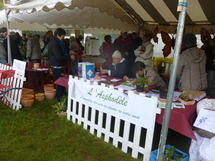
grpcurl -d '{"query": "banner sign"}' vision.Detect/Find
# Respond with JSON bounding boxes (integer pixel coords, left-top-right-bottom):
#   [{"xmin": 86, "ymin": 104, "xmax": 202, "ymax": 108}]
[{"xmin": 69, "ymin": 78, "xmax": 158, "ymax": 129}]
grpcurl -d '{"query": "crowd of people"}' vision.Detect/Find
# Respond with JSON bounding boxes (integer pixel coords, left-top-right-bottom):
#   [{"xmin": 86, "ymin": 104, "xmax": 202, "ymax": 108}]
[{"xmin": 1, "ymin": 26, "xmax": 215, "ymax": 101}]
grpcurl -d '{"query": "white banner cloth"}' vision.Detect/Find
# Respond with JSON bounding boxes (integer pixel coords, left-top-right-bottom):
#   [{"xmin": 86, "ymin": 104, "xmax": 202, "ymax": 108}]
[{"xmin": 69, "ymin": 78, "xmax": 158, "ymax": 129}]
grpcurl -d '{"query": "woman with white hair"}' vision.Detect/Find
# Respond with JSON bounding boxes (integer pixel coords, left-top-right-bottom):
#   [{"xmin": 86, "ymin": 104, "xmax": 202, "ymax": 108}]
[{"xmin": 100, "ymin": 50, "xmax": 128, "ymax": 78}]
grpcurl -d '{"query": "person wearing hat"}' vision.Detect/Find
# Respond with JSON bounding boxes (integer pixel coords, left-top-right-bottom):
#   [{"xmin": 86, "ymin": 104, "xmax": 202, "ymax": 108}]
[
  {"xmin": 113, "ymin": 28, "xmax": 136, "ymax": 77},
  {"xmin": 3, "ymin": 31, "xmax": 23, "ymax": 62},
  {"xmin": 100, "ymin": 50, "xmax": 128, "ymax": 78},
  {"xmin": 0, "ymin": 27, "xmax": 8, "ymax": 64}
]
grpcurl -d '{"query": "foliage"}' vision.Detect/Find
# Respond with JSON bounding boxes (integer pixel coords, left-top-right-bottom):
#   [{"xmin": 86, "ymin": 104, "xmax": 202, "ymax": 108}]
[
  {"xmin": 179, "ymin": 89, "xmax": 192, "ymax": 101},
  {"xmin": 51, "ymin": 95, "xmax": 67, "ymax": 114},
  {"xmin": 163, "ymin": 146, "xmax": 185, "ymax": 161},
  {"xmin": 0, "ymin": 99, "xmax": 138, "ymax": 161},
  {"xmin": 132, "ymin": 76, "xmax": 152, "ymax": 89}
]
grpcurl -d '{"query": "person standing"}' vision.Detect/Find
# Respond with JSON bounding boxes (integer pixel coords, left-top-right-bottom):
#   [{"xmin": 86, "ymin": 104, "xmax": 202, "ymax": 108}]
[
  {"xmin": 134, "ymin": 34, "xmax": 154, "ymax": 66},
  {"xmin": 4, "ymin": 31, "xmax": 23, "ymax": 63},
  {"xmin": 113, "ymin": 29, "xmax": 136, "ymax": 77},
  {"xmin": 0, "ymin": 27, "xmax": 8, "ymax": 64},
  {"xmin": 131, "ymin": 32, "xmax": 142, "ymax": 48},
  {"xmin": 49, "ymin": 28, "xmax": 71, "ymax": 102},
  {"xmin": 177, "ymin": 33, "xmax": 207, "ymax": 91},
  {"xmin": 26, "ymin": 35, "xmax": 41, "ymax": 64},
  {"xmin": 205, "ymin": 38, "xmax": 215, "ymax": 93},
  {"xmin": 100, "ymin": 35, "xmax": 113, "ymax": 67}
]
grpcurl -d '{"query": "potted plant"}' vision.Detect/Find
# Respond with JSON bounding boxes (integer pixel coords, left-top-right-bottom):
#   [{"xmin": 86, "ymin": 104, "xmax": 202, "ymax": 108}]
[
  {"xmin": 51, "ymin": 95, "xmax": 67, "ymax": 116},
  {"xmin": 150, "ymin": 145, "xmax": 189, "ymax": 161},
  {"xmin": 132, "ymin": 76, "xmax": 152, "ymax": 92},
  {"xmin": 178, "ymin": 89, "xmax": 195, "ymax": 105}
]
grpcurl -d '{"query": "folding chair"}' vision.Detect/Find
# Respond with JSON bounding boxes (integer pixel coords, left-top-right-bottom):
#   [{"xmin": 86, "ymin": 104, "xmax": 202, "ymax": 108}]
[{"xmin": 0, "ymin": 70, "xmax": 19, "ymax": 105}]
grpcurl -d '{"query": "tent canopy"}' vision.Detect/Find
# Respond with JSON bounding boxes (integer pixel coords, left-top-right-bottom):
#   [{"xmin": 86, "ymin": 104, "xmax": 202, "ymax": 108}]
[{"xmin": 1, "ymin": 0, "xmax": 215, "ymax": 34}]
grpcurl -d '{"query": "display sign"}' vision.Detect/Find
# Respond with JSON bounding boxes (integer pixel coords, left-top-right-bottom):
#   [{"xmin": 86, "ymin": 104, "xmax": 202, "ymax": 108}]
[
  {"xmin": 69, "ymin": 78, "xmax": 158, "ymax": 129},
  {"xmin": 194, "ymin": 108, "xmax": 215, "ymax": 133},
  {"xmin": 12, "ymin": 59, "xmax": 26, "ymax": 76}
]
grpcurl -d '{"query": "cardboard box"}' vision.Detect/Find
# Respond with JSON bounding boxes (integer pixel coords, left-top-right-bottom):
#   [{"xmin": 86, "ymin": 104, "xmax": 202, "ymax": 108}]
[{"xmin": 78, "ymin": 62, "xmax": 95, "ymax": 79}]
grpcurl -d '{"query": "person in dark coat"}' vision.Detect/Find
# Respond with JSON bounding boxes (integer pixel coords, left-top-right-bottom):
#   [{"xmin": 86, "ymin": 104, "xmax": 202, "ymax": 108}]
[
  {"xmin": 49, "ymin": 28, "xmax": 71, "ymax": 102},
  {"xmin": 101, "ymin": 50, "xmax": 128, "ymax": 78},
  {"xmin": 205, "ymin": 38, "xmax": 215, "ymax": 92},
  {"xmin": 4, "ymin": 31, "xmax": 23, "ymax": 63},
  {"xmin": 113, "ymin": 29, "xmax": 136, "ymax": 77},
  {"xmin": 131, "ymin": 32, "xmax": 142, "ymax": 48}
]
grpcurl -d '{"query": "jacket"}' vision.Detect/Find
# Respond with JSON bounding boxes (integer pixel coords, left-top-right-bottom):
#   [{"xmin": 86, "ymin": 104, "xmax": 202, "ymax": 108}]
[
  {"xmin": 177, "ymin": 47, "xmax": 207, "ymax": 91},
  {"xmin": 144, "ymin": 65, "xmax": 166, "ymax": 87},
  {"xmin": 4, "ymin": 37, "xmax": 23, "ymax": 61},
  {"xmin": 48, "ymin": 36, "xmax": 70, "ymax": 67},
  {"xmin": 0, "ymin": 35, "xmax": 7, "ymax": 59},
  {"xmin": 134, "ymin": 41, "xmax": 154, "ymax": 65},
  {"xmin": 108, "ymin": 58, "xmax": 128, "ymax": 78},
  {"xmin": 26, "ymin": 38, "xmax": 41, "ymax": 60}
]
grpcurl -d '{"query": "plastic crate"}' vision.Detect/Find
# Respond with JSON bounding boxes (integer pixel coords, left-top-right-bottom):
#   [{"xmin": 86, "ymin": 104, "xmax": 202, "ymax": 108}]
[{"xmin": 150, "ymin": 145, "xmax": 189, "ymax": 161}]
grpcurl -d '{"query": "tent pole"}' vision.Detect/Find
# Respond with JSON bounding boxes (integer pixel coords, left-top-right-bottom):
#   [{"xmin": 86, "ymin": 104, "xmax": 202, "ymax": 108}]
[
  {"xmin": 157, "ymin": 0, "xmax": 188, "ymax": 160},
  {"xmin": 3, "ymin": 0, "xmax": 12, "ymax": 65}
]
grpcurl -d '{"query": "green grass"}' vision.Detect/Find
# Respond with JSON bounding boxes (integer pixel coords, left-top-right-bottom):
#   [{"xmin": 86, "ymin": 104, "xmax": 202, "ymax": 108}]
[{"xmin": 0, "ymin": 99, "xmax": 140, "ymax": 161}]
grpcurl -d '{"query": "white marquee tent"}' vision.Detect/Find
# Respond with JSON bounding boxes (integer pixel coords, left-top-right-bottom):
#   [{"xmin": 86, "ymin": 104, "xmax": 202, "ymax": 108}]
[{"xmin": 1, "ymin": 0, "xmax": 215, "ymax": 34}]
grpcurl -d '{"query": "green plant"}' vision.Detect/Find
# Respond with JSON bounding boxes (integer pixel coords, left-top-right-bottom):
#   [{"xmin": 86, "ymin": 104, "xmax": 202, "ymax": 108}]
[
  {"xmin": 132, "ymin": 76, "xmax": 152, "ymax": 90},
  {"xmin": 51, "ymin": 95, "xmax": 67, "ymax": 114},
  {"xmin": 163, "ymin": 146, "xmax": 184, "ymax": 161},
  {"xmin": 179, "ymin": 89, "xmax": 192, "ymax": 101}
]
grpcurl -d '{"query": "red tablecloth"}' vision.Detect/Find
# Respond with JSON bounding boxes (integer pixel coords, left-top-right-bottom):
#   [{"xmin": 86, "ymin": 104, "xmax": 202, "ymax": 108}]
[
  {"xmin": 156, "ymin": 103, "xmax": 197, "ymax": 140},
  {"xmin": 54, "ymin": 76, "xmax": 198, "ymax": 140}
]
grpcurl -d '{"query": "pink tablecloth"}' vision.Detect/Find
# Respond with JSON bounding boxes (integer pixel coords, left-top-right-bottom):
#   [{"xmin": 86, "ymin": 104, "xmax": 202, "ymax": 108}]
[
  {"xmin": 54, "ymin": 76, "xmax": 198, "ymax": 140},
  {"xmin": 54, "ymin": 76, "xmax": 70, "ymax": 88}
]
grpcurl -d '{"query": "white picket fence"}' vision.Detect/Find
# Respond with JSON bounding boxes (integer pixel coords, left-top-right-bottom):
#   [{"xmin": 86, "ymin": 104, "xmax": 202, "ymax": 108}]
[
  {"xmin": 0, "ymin": 60, "xmax": 26, "ymax": 110},
  {"xmin": 67, "ymin": 76, "xmax": 161, "ymax": 161}
]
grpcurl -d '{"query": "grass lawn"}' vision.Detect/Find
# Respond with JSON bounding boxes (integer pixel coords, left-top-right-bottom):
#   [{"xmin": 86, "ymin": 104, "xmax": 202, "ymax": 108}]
[{"xmin": 0, "ymin": 99, "xmax": 140, "ymax": 161}]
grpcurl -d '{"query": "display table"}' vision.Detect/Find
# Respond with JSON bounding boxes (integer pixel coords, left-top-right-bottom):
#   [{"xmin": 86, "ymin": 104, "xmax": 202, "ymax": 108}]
[
  {"xmin": 54, "ymin": 76, "xmax": 202, "ymax": 140},
  {"xmin": 26, "ymin": 68, "xmax": 48, "ymax": 91}
]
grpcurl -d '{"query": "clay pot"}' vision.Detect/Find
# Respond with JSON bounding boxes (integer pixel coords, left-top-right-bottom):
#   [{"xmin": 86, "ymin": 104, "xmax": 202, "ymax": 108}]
[
  {"xmin": 21, "ymin": 94, "xmax": 35, "ymax": 107},
  {"xmin": 34, "ymin": 63, "xmax": 40, "ymax": 69},
  {"xmin": 44, "ymin": 84, "xmax": 55, "ymax": 91},
  {"xmin": 22, "ymin": 88, "xmax": 34, "ymax": 95},
  {"xmin": 45, "ymin": 88, "xmax": 56, "ymax": 100},
  {"xmin": 35, "ymin": 93, "xmax": 45, "ymax": 101}
]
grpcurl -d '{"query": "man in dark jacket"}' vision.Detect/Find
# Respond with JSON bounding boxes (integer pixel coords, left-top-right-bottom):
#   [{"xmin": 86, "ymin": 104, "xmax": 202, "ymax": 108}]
[
  {"xmin": 49, "ymin": 28, "xmax": 71, "ymax": 102},
  {"xmin": 4, "ymin": 31, "xmax": 23, "ymax": 63},
  {"xmin": 0, "ymin": 27, "xmax": 8, "ymax": 64}
]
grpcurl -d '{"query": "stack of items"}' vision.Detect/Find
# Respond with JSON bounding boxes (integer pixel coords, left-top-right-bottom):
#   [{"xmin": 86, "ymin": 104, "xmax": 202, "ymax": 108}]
[{"xmin": 78, "ymin": 62, "xmax": 95, "ymax": 79}]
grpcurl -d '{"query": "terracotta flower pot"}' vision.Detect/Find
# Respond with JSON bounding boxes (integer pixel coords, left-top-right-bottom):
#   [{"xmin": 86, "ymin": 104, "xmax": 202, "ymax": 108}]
[
  {"xmin": 22, "ymin": 88, "xmax": 34, "ymax": 95},
  {"xmin": 44, "ymin": 84, "xmax": 55, "ymax": 91},
  {"xmin": 35, "ymin": 93, "xmax": 45, "ymax": 101},
  {"xmin": 45, "ymin": 88, "xmax": 56, "ymax": 100},
  {"xmin": 21, "ymin": 94, "xmax": 35, "ymax": 107}
]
